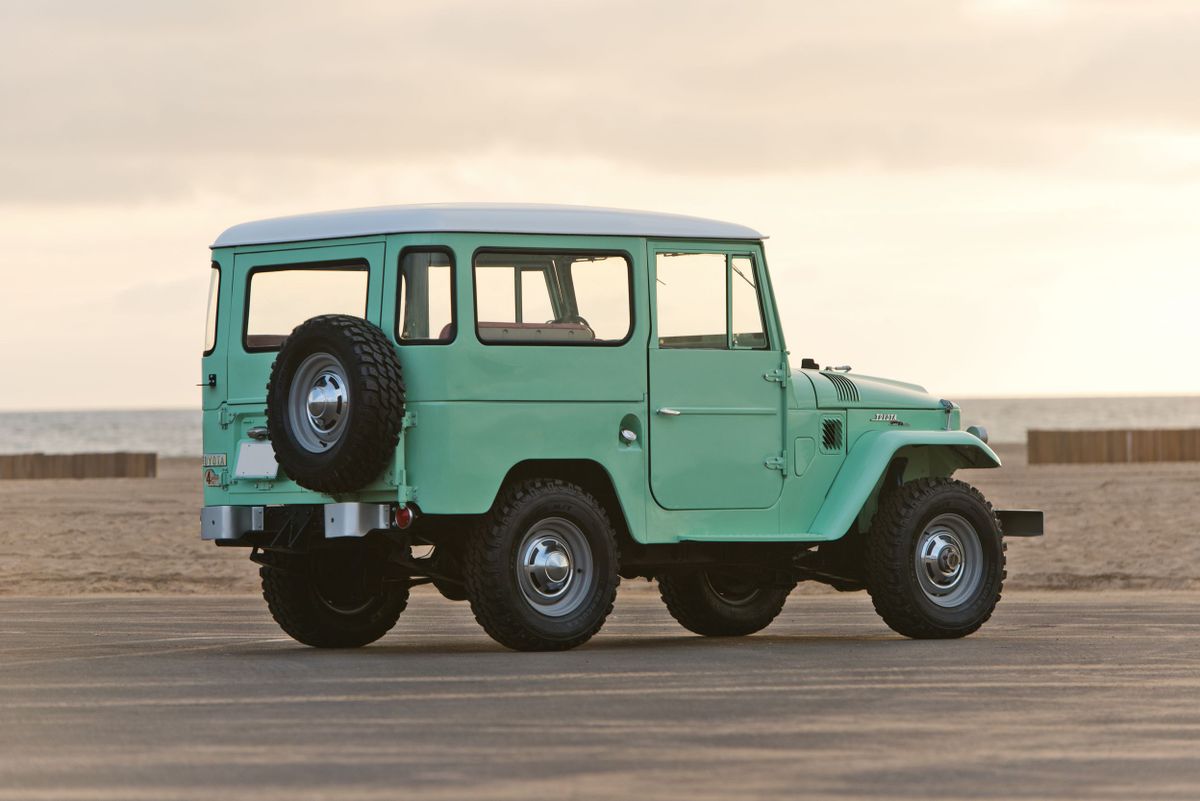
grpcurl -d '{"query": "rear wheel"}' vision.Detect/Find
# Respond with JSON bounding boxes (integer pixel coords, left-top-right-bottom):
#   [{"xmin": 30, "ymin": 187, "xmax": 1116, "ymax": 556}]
[
  {"xmin": 658, "ymin": 569, "xmax": 794, "ymax": 636},
  {"xmin": 260, "ymin": 547, "xmax": 409, "ymax": 648},
  {"xmin": 865, "ymin": 478, "xmax": 1005, "ymax": 639},
  {"xmin": 463, "ymin": 479, "xmax": 619, "ymax": 651}
]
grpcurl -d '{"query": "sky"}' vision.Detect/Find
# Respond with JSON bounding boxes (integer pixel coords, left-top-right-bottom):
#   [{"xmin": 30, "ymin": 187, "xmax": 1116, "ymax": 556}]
[{"xmin": 0, "ymin": 0, "xmax": 1198, "ymax": 410}]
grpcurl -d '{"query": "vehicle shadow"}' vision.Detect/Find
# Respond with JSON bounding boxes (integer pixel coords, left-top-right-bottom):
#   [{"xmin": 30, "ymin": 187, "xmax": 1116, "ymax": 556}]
[{"xmin": 225, "ymin": 630, "xmax": 916, "ymax": 659}]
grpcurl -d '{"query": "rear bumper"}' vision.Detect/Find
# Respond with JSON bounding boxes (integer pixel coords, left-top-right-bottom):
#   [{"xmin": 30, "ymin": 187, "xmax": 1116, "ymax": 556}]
[
  {"xmin": 200, "ymin": 503, "xmax": 391, "ymax": 542},
  {"xmin": 997, "ymin": 510, "xmax": 1044, "ymax": 537},
  {"xmin": 201, "ymin": 505, "xmax": 264, "ymax": 541}
]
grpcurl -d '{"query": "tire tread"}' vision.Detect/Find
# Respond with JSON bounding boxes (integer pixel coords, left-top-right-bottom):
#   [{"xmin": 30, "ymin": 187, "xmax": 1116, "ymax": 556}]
[
  {"xmin": 865, "ymin": 477, "xmax": 1006, "ymax": 639},
  {"xmin": 658, "ymin": 572, "xmax": 792, "ymax": 637},
  {"xmin": 463, "ymin": 478, "xmax": 619, "ymax": 651},
  {"xmin": 260, "ymin": 562, "xmax": 407, "ymax": 648}
]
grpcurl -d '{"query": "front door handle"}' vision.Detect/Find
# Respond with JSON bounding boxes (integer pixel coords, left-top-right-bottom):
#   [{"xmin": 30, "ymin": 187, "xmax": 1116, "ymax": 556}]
[{"xmin": 656, "ymin": 408, "xmax": 682, "ymax": 416}]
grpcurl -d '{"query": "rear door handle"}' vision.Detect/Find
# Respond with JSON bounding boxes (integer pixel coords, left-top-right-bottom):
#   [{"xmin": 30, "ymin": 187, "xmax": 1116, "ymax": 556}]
[{"xmin": 656, "ymin": 408, "xmax": 682, "ymax": 416}]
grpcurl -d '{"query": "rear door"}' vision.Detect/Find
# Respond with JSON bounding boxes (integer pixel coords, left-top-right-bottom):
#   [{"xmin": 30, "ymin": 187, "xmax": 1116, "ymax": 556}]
[
  {"xmin": 222, "ymin": 243, "xmax": 384, "ymax": 487},
  {"xmin": 648, "ymin": 244, "xmax": 786, "ymax": 510},
  {"xmin": 227, "ymin": 243, "xmax": 384, "ymax": 405}
]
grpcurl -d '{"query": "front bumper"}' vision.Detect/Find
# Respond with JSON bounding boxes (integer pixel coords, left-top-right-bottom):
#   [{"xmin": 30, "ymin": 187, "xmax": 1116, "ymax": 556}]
[{"xmin": 997, "ymin": 510, "xmax": 1044, "ymax": 537}]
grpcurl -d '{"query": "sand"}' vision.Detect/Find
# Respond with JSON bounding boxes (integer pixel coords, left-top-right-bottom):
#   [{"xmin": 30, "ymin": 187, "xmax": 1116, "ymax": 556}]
[{"xmin": 0, "ymin": 445, "xmax": 1196, "ymax": 595}]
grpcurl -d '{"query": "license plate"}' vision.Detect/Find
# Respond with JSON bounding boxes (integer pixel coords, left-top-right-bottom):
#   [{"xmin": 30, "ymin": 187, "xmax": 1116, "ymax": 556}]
[{"xmin": 234, "ymin": 441, "xmax": 278, "ymax": 480}]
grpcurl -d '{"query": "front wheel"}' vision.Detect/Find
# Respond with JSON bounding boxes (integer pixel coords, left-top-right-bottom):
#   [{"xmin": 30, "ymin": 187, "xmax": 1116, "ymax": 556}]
[
  {"xmin": 260, "ymin": 547, "xmax": 409, "ymax": 648},
  {"xmin": 865, "ymin": 478, "xmax": 1006, "ymax": 639},
  {"xmin": 658, "ymin": 570, "xmax": 794, "ymax": 636},
  {"xmin": 463, "ymin": 479, "xmax": 620, "ymax": 651}
]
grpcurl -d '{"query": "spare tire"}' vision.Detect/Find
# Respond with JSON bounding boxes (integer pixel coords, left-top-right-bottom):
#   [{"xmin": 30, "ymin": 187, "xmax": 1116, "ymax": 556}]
[{"xmin": 266, "ymin": 314, "xmax": 405, "ymax": 494}]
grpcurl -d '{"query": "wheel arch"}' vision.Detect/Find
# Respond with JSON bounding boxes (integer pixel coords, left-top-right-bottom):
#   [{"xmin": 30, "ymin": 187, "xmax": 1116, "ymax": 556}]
[
  {"xmin": 808, "ymin": 430, "xmax": 1000, "ymax": 541},
  {"xmin": 494, "ymin": 459, "xmax": 636, "ymax": 545}
]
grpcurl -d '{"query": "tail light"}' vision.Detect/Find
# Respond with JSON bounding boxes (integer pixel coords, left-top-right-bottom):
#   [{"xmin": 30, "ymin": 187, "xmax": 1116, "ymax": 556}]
[{"xmin": 394, "ymin": 504, "xmax": 416, "ymax": 530}]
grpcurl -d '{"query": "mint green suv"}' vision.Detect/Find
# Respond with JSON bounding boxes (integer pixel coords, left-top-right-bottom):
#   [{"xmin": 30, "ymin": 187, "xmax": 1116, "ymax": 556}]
[{"xmin": 200, "ymin": 204, "xmax": 1041, "ymax": 651}]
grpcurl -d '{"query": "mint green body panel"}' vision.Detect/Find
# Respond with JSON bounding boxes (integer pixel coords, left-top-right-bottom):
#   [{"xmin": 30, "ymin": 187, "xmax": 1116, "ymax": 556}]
[
  {"xmin": 808, "ymin": 429, "xmax": 1000, "ymax": 541},
  {"xmin": 647, "ymin": 348, "xmax": 785, "ymax": 510},
  {"xmin": 201, "ymin": 228, "xmax": 1000, "ymax": 545}
]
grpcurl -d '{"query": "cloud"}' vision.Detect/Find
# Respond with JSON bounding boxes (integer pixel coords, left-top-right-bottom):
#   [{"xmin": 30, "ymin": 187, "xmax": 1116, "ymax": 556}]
[{"xmin": 3, "ymin": 0, "xmax": 1200, "ymax": 204}]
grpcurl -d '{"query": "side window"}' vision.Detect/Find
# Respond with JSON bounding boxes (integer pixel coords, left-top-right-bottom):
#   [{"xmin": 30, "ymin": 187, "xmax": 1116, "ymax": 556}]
[
  {"xmin": 730, "ymin": 256, "xmax": 767, "ymax": 349},
  {"xmin": 569, "ymin": 256, "xmax": 633, "ymax": 341},
  {"xmin": 204, "ymin": 263, "xmax": 220, "ymax": 354},
  {"xmin": 656, "ymin": 252, "xmax": 769, "ymax": 350},
  {"xmin": 244, "ymin": 263, "xmax": 367, "ymax": 351},
  {"xmin": 656, "ymin": 253, "xmax": 726, "ymax": 349},
  {"xmin": 397, "ymin": 250, "xmax": 455, "ymax": 344},
  {"xmin": 473, "ymin": 251, "xmax": 631, "ymax": 344}
]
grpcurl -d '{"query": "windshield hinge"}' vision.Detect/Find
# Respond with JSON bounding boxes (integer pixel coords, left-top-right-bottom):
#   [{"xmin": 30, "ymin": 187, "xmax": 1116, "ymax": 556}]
[
  {"xmin": 764, "ymin": 454, "xmax": 787, "ymax": 472},
  {"xmin": 763, "ymin": 366, "xmax": 789, "ymax": 385}
]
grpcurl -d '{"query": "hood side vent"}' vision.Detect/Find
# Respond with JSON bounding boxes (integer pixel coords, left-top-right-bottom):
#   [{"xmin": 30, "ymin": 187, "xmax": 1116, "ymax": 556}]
[
  {"xmin": 820, "ymin": 417, "xmax": 844, "ymax": 453},
  {"xmin": 822, "ymin": 372, "xmax": 860, "ymax": 403}
]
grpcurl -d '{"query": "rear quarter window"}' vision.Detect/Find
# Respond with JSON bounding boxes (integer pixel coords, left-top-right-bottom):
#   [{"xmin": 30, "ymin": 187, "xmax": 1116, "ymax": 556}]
[
  {"xmin": 204, "ymin": 263, "xmax": 220, "ymax": 354},
  {"xmin": 397, "ymin": 249, "xmax": 455, "ymax": 344}
]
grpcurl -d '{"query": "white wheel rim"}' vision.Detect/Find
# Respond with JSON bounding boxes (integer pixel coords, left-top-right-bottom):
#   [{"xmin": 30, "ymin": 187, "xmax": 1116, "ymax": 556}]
[
  {"xmin": 914, "ymin": 513, "xmax": 984, "ymax": 608},
  {"xmin": 703, "ymin": 573, "xmax": 762, "ymax": 607},
  {"xmin": 516, "ymin": 517, "xmax": 592, "ymax": 618}
]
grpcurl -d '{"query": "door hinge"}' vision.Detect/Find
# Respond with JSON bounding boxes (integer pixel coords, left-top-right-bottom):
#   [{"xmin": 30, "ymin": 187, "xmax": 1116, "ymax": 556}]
[
  {"xmin": 763, "ymin": 366, "xmax": 789, "ymax": 385},
  {"xmin": 764, "ymin": 454, "xmax": 787, "ymax": 471}
]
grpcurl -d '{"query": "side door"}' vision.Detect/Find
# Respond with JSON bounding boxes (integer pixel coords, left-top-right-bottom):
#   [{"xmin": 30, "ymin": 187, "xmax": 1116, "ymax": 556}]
[{"xmin": 648, "ymin": 243, "xmax": 786, "ymax": 510}]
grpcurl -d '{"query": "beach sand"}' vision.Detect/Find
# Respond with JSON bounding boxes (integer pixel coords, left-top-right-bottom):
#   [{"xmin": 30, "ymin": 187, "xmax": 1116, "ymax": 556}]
[{"xmin": 0, "ymin": 445, "xmax": 1196, "ymax": 595}]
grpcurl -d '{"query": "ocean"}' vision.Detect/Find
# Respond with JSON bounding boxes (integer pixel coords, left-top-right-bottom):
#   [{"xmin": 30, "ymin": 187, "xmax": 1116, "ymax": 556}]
[{"xmin": 2, "ymin": 397, "xmax": 1198, "ymax": 456}]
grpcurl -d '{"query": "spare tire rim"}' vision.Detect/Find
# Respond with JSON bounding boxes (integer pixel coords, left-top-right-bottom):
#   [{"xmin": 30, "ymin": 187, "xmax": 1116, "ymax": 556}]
[
  {"xmin": 516, "ymin": 517, "xmax": 592, "ymax": 618},
  {"xmin": 915, "ymin": 513, "xmax": 984, "ymax": 608},
  {"xmin": 290, "ymin": 352, "xmax": 351, "ymax": 453}
]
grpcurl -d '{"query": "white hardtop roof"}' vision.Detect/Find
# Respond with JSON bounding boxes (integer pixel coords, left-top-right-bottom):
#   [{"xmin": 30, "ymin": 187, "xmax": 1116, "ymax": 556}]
[{"xmin": 212, "ymin": 203, "xmax": 765, "ymax": 248}]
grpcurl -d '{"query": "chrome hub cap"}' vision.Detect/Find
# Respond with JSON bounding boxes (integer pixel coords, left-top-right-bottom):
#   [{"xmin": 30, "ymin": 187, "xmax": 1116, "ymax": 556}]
[
  {"xmin": 306, "ymin": 372, "xmax": 348, "ymax": 433},
  {"xmin": 915, "ymin": 513, "xmax": 984, "ymax": 608},
  {"xmin": 289, "ymin": 353, "xmax": 351, "ymax": 452},
  {"xmin": 516, "ymin": 518, "xmax": 592, "ymax": 617}
]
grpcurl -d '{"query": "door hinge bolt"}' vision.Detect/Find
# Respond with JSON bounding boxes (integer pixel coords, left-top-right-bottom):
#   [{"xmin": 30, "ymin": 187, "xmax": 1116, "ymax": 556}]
[
  {"xmin": 764, "ymin": 367, "xmax": 788, "ymax": 384},
  {"xmin": 765, "ymin": 454, "xmax": 787, "ymax": 471}
]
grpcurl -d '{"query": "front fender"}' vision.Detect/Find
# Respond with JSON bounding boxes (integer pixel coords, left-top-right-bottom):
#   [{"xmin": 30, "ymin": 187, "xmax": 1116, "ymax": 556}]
[{"xmin": 807, "ymin": 430, "xmax": 1000, "ymax": 540}]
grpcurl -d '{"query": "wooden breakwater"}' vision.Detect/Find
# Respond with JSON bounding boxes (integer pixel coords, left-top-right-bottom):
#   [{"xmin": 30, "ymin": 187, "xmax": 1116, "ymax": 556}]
[
  {"xmin": 0, "ymin": 452, "xmax": 157, "ymax": 479},
  {"xmin": 1027, "ymin": 429, "xmax": 1200, "ymax": 465}
]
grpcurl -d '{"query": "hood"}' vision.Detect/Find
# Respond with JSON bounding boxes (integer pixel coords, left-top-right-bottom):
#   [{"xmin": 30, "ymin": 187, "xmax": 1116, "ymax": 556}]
[{"xmin": 795, "ymin": 369, "xmax": 944, "ymax": 410}]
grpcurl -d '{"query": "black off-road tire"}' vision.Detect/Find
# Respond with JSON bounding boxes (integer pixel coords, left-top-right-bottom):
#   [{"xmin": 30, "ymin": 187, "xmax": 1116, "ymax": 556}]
[
  {"xmin": 865, "ymin": 477, "xmax": 1006, "ymax": 639},
  {"xmin": 658, "ymin": 570, "xmax": 794, "ymax": 637},
  {"xmin": 431, "ymin": 575, "xmax": 468, "ymax": 602},
  {"xmin": 260, "ymin": 552, "xmax": 409, "ymax": 648},
  {"xmin": 266, "ymin": 314, "xmax": 405, "ymax": 494},
  {"xmin": 463, "ymin": 479, "xmax": 620, "ymax": 651}
]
